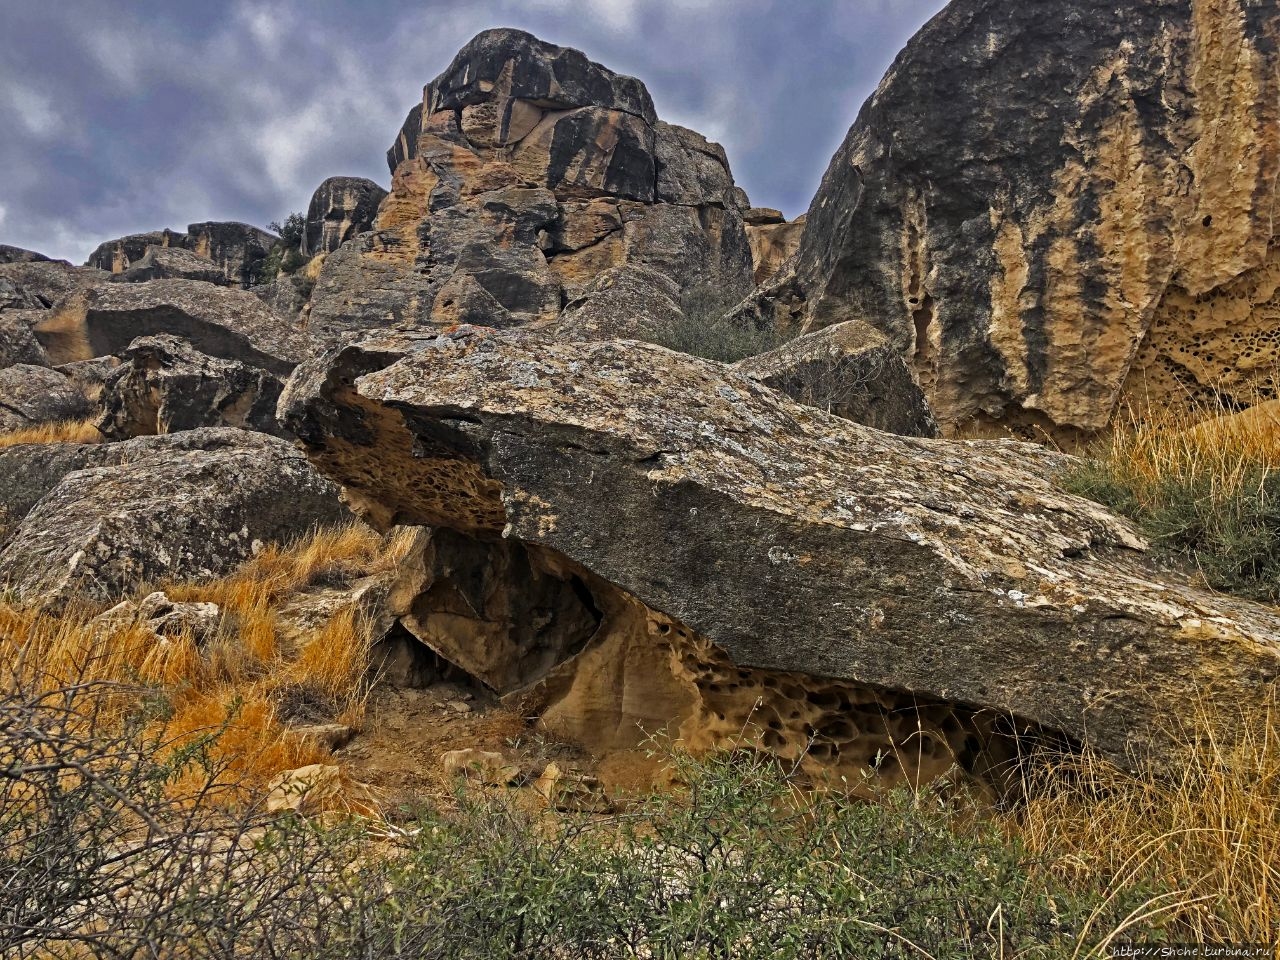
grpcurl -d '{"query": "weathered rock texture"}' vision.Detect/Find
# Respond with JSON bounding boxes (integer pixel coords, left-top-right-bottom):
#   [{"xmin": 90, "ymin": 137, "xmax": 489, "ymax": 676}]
[
  {"xmin": 0, "ymin": 260, "xmax": 109, "ymax": 309},
  {"xmin": 736, "ymin": 320, "xmax": 939, "ymax": 437},
  {"xmin": 301, "ymin": 176, "xmax": 388, "ymax": 257},
  {"xmin": 0, "ymin": 364, "xmax": 90, "ymax": 431},
  {"xmin": 770, "ymin": 0, "xmax": 1280, "ymax": 437},
  {"xmin": 280, "ymin": 328, "xmax": 1280, "ymax": 783},
  {"xmin": 0, "ymin": 315, "xmax": 51, "ymax": 368},
  {"xmin": 306, "ymin": 29, "xmax": 753, "ymax": 339},
  {"xmin": 744, "ymin": 209, "xmax": 804, "ymax": 284},
  {"xmin": 87, "ymin": 222, "xmax": 277, "ymax": 288},
  {"xmin": 110, "ymin": 246, "xmax": 230, "ymax": 285},
  {"xmin": 0, "ymin": 428, "xmax": 348, "ymax": 605},
  {"xmin": 95, "ymin": 335, "xmax": 285, "ymax": 439},
  {"xmin": 34, "ymin": 279, "xmax": 312, "ymax": 376}
]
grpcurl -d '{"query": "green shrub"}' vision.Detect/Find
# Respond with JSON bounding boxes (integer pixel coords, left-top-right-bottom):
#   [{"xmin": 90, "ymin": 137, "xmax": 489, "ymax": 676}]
[
  {"xmin": 648, "ymin": 284, "xmax": 789, "ymax": 363},
  {"xmin": 252, "ymin": 212, "xmax": 308, "ymax": 286},
  {"xmin": 2, "ymin": 682, "xmax": 1176, "ymax": 960}
]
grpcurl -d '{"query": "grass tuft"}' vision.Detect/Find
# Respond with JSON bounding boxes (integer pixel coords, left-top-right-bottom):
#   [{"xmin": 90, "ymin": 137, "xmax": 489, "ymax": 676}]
[
  {"xmin": 0, "ymin": 418, "xmax": 103, "ymax": 448},
  {"xmin": 1063, "ymin": 399, "xmax": 1280, "ymax": 601}
]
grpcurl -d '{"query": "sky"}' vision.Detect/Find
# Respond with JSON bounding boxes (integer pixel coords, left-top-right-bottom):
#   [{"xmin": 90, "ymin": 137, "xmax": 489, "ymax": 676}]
[{"xmin": 0, "ymin": 0, "xmax": 948, "ymax": 263}]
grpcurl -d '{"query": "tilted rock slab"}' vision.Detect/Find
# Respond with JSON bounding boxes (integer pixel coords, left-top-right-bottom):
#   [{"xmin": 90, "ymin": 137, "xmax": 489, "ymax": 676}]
[
  {"xmin": 769, "ymin": 0, "xmax": 1280, "ymax": 437},
  {"xmin": 280, "ymin": 329, "xmax": 1280, "ymax": 779},
  {"xmin": 34, "ymin": 279, "xmax": 313, "ymax": 376},
  {"xmin": 0, "ymin": 428, "xmax": 349, "ymax": 605}
]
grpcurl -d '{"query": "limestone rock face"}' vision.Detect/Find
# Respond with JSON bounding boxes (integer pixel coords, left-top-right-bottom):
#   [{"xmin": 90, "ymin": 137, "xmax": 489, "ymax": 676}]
[
  {"xmin": 280, "ymin": 328, "xmax": 1280, "ymax": 777},
  {"xmin": 34, "ymin": 279, "xmax": 312, "ymax": 376},
  {"xmin": 87, "ymin": 222, "xmax": 277, "ymax": 288},
  {"xmin": 95, "ymin": 335, "xmax": 285, "ymax": 439},
  {"xmin": 735, "ymin": 320, "xmax": 939, "ymax": 437},
  {"xmin": 0, "ymin": 245, "xmax": 52, "ymax": 264},
  {"xmin": 110, "ymin": 246, "xmax": 230, "ymax": 285},
  {"xmin": 307, "ymin": 28, "xmax": 753, "ymax": 337},
  {"xmin": 0, "ymin": 428, "xmax": 349, "ymax": 606},
  {"xmin": 0, "ymin": 364, "xmax": 90, "ymax": 431},
  {"xmin": 301, "ymin": 176, "xmax": 389, "ymax": 257},
  {"xmin": 770, "ymin": 0, "xmax": 1280, "ymax": 436}
]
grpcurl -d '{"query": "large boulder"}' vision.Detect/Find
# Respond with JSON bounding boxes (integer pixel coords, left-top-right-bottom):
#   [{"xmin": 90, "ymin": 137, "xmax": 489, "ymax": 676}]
[
  {"xmin": 0, "ymin": 314, "xmax": 51, "ymax": 368},
  {"xmin": 735, "ymin": 320, "xmax": 939, "ymax": 437},
  {"xmin": 0, "ymin": 428, "xmax": 349, "ymax": 605},
  {"xmin": 0, "ymin": 364, "xmax": 90, "ymax": 432},
  {"xmin": 87, "ymin": 222, "xmax": 277, "ymax": 288},
  {"xmin": 33, "ymin": 279, "xmax": 313, "ymax": 376},
  {"xmin": 300, "ymin": 176, "xmax": 388, "ymax": 257},
  {"xmin": 307, "ymin": 28, "xmax": 753, "ymax": 336},
  {"xmin": 763, "ymin": 0, "xmax": 1280, "ymax": 438},
  {"xmin": 280, "ymin": 328, "xmax": 1280, "ymax": 783},
  {"xmin": 95, "ymin": 335, "xmax": 285, "ymax": 439}
]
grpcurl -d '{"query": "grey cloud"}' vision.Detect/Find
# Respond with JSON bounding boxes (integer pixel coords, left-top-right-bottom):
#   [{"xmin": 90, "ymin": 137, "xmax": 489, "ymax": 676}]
[{"xmin": 0, "ymin": 0, "xmax": 947, "ymax": 262}]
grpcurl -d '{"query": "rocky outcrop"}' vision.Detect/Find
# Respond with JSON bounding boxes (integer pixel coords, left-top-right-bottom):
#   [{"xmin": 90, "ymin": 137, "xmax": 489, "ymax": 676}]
[
  {"xmin": 0, "ymin": 260, "xmax": 109, "ymax": 309},
  {"xmin": 34, "ymin": 279, "xmax": 312, "ymax": 376},
  {"xmin": 280, "ymin": 328, "xmax": 1280, "ymax": 782},
  {"xmin": 765, "ymin": 0, "xmax": 1280, "ymax": 438},
  {"xmin": 301, "ymin": 177, "xmax": 388, "ymax": 257},
  {"xmin": 0, "ymin": 364, "xmax": 90, "ymax": 431},
  {"xmin": 87, "ymin": 222, "xmax": 277, "ymax": 288},
  {"xmin": 0, "ymin": 428, "xmax": 348, "ymax": 605},
  {"xmin": 0, "ymin": 245, "xmax": 52, "ymax": 265},
  {"xmin": 110, "ymin": 246, "xmax": 230, "ymax": 285},
  {"xmin": 744, "ymin": 208, "xmax": 804, "ymax": 284},
  {"xmin": 95, "ymin": 335, "xmax": 285, "ymax": 439},
  {"xmin": 736, "ymin": 320, "xmax": 939, "ymax": 437},
  {"xmin": 306, "ymin": 29, "xmax": 753, "ymax": 338}
]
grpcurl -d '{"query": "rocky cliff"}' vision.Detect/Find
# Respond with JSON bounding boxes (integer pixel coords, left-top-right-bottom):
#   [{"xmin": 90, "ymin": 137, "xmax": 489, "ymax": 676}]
[
  {"xmin": 762, "ymin": 0, "xmax": 1280, "ymax": 438},
  {"xmin": 306, "ymin": 29, "xmax": 754, "ymax": 339}
]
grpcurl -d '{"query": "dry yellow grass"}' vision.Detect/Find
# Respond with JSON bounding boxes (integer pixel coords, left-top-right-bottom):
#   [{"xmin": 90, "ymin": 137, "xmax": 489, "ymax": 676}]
[
  {"xmin": 0, "ymin": 418, "xmax": 103, "ymax": 448},
  {"xmin": 1013, "ymin": 694, "xmax": 1280, "ymax": 942},
  {"xmin": 1090, "ymin": 398, "xmax": 1280, "ymax": 505},
  {"xmin": 0, "ymin": 523, "xmax": 416, "ymax": 802}
]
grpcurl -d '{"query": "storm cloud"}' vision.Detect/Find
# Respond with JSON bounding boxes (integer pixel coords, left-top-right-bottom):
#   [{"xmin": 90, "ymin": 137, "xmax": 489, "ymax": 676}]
[{"xmin": 0, "ymin": 0, "xmax": 947, "ymax": 262}]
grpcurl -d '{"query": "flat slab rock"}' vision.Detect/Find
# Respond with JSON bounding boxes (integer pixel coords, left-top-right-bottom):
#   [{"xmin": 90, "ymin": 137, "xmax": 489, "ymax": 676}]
[
  {"xmin": 0, "ymin": 428, "xmax": 349, "ymax": 606},
  {"xmin": 281, "ymin": 328, "xmax": 1280, "ymax": 767},
  {"xmin": 34, "ymin": 279, "xmax": 313, "ymax": 376}
]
